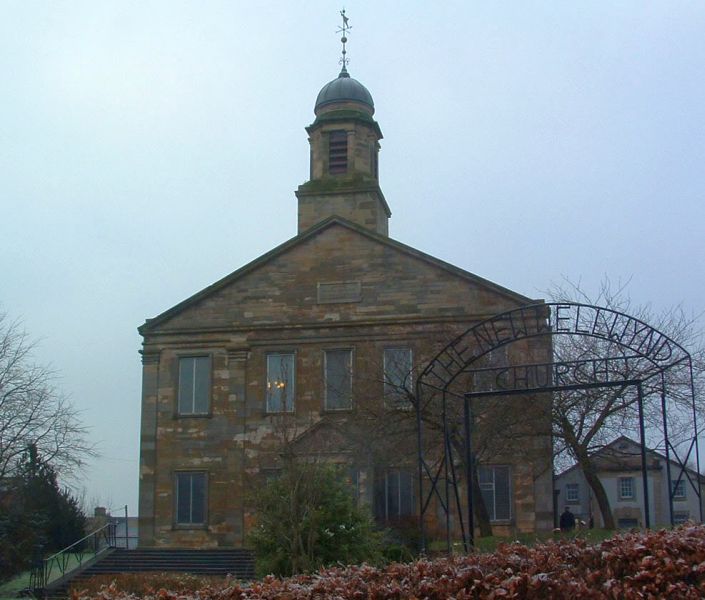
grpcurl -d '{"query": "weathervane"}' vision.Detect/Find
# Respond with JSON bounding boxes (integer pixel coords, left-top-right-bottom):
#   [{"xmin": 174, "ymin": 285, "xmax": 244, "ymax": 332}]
[{"xmin": 337, "ymin": 8, "xmax": 351, "ymax": 71}]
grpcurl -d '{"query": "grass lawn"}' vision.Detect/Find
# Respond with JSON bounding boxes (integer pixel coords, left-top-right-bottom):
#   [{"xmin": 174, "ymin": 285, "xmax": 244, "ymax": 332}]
[
  {"xmin": 0, "ymin": 553, "xmax": 87, "ymax": 599},
  {"xmin": 430, "ymin": 528, "xmax": 616, "ymax": 554}
]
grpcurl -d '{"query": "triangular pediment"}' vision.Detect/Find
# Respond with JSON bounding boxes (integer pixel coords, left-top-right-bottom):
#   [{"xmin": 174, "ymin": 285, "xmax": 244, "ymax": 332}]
[{"xmin": 140, "ymin": 217, "xmax": 538, "ymax": 335}]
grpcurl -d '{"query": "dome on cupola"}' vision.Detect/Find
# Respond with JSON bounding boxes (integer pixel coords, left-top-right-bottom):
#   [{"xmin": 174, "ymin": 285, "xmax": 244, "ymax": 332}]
[{"xmin": 314, "ymin": 67, "xmax": 375, "ymax": 115}]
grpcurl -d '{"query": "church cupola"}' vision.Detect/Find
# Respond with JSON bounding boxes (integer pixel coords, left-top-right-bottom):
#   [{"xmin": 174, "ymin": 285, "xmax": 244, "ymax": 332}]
[{"xmin": 296, "ymin": 11, "xmax": 390, "ymax": 236}]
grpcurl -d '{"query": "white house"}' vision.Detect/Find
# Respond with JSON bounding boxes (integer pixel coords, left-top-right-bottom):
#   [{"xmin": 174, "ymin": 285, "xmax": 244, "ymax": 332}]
[{"xmin": 555, "ymin": 436, "xmax": 703, "ymax": 529}]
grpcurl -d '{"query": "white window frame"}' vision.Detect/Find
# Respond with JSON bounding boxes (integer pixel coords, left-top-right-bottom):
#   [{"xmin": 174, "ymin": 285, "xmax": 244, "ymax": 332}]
[
  {"xmin": 618, "ymin": 476, "xmax": 635, "ymax": 500},
  {"xmin": 324, "ymin": 348, "xmax": 353, "ymax": 410},
  {"xmin": 266, "ymin": 352, "xmax": 296, "ymax": 413},
  {"xmin": 565, "ymin": 482, "xmax": 579, "ymax": 504},
  {"xmin": 177, "ymin": 355, "xmax": 211, "ymax": 416}
]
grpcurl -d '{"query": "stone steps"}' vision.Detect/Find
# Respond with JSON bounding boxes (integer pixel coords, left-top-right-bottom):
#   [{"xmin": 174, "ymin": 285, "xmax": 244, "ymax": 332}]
[{"xmin": 44, "ymin": 548, "xmax": 255, "ymax": 599}]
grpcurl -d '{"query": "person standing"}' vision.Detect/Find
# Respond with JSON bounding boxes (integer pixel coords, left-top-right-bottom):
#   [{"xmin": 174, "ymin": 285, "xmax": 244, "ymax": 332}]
[{"xmin": 560, "ymin": 506, "xmax": 576, "ymax": 532}]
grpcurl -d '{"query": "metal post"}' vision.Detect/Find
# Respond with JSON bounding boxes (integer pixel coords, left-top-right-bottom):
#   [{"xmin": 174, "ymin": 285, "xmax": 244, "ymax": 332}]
[
  {"xmin": 463, "ymin": 396, "xmax": 474, "ymax": 550},
  {"xmin": 124, "ymin": 505, "xmax": 129, "ymax": 549},
  {"xmin": 637, "ymin": 383, "xmax": 651, "ymax": 529},
  {"xmin": 415, "ymin": 381, "xmax": 426, "ymax": 553},
  {"xmin": 688, "ymin": 359, "xmax": 703, "ymax": 522},
  {"xmin": 660, "ymin": 375, "xmax": 675, "ymax": 527},
  {"xmin": 442, "ymin": 391, "xmax": 451, "ymax": 554}
]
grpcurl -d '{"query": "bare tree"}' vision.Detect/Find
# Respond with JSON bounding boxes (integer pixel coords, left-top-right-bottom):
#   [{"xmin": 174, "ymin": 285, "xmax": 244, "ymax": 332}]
[
  {"xmin": 0, "ymin": 312, "xmax": 94, "ymax": 480},
  {"xmin": 548, "ymin": 277, "xmax": 704, "ymax": 529}
]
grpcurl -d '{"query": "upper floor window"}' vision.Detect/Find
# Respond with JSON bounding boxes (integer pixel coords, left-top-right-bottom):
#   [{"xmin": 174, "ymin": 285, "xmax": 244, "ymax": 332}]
[
  {"xmin": 618, "ymin": 477, "xmax": 635, "ymax": 500},
  {"xmin": 178, "ymin": 356, "xmax": 210, "ymax": 415},
  {"xmin": 565, "ymin": 482, "xmax": 579, "ymax": 503},
  {"xmin": 328, "ymin": 130, "xmax": 348, "ymax": 175},
  {"xmin": 479, "ymin": 465, "xmax": 511, "ymax": 521},
  {"xmin": 325, "ymin": 349, "xmax": 352, "ymax": 410},
  {"xmin": 672, "ymin": 478, "xmax": 686, "ymax": 499},
  {"xmin": 384, "ymin": 347, "xmax": 413, "ymax": 408},
  {"xmin": 266, "ymin": 352, "xmax": 295, "ymax": 412},
  {"xmin": 175, "ymin": 471, "xmax": 207, "ymax": 526}
]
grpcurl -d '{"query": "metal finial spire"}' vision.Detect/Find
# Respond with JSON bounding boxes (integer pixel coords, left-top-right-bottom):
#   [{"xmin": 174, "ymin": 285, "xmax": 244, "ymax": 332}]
[{"xmin": 337, "ymin": 8, "xmax": 351, "ymax": 75}]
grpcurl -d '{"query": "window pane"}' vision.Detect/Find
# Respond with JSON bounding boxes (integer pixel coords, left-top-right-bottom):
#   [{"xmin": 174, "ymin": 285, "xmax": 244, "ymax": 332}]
[
  {"xmin": 494, "ymin": 466, "xmax": 511, "ymax": 520},
  {"xmin": 384, "ymin": 348, "xmax": 412, "ymax": 407},
  {"xmin": 620, "ymin": 477, "xmax": 634, "ymax": 499},
  {"xmin": 387, "ymin": 471, "xmax": 399, "ymax": 517},
  {"xmin": 267, "ymin": 353, "xmax": 295, "ymax": 412},
  {"xmin": 176, "ymin": 474, "xmax": 191, "ymax": 523},
  {"xmin": 325, "ymin": 350, "xmax": 352, "ymax": 409},
  {"xmin": 399, "ymin": 471, "xmax": 414, "ymax": 516},
  {"xmin": 566, "ymin": 483, "xmax": 579, "ymax": 502},
  {"xmin": 190, "ymin": 474, "xmax": 206, "ymax": 524},
  {"xmin": 178, "ymin": 356, "xmax": 210, "ymax": 415},
  {"xmin": 178, "ymin": 358, "xmax": 195, "ymax": 414},
  {"xmin": 176, "ymin": 472, "xmax": 206, "ymax": 525},
  {"xmin": 193, "ymin": 357, "xmax": 210, "ymax": 413}
]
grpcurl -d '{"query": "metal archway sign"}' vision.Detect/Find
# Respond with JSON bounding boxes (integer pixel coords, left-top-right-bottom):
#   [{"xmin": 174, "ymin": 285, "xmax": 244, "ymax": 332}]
[{"xmin": 415, "ymin": 302, "xmax": 700, "ymax": 552}]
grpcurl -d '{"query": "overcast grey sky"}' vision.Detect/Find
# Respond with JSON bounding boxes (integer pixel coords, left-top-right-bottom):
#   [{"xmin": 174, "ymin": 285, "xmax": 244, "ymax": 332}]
[{"xmin": 2, "ymin": 2, "xmax": 704, "ymax": 513}]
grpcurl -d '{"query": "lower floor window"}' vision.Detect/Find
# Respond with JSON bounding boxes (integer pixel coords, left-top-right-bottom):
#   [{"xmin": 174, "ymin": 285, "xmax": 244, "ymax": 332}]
[
  {"xmin": 617, "ymin": 517, "xmax": 639, "ymax": 529},
  {"xmin": 175, "ymin": 472, "xmax": 207, "ymax": 525},
  {"xmin": 375, "ymin": 469, "xmax": 414, "ymax": 521},
  {"xmin": 478, "ymin": 465, "xmax": 511, "ymax": 521},
  {"xmin": 673, "ymin": 511, "xmax": 690, "ymax": 525}
]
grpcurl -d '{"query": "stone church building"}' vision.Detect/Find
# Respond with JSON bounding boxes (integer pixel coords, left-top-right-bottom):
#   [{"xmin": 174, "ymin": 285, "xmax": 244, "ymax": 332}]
[{"xmin": 137, "ymin": 62, "xmax": 554, "ymax": 547}]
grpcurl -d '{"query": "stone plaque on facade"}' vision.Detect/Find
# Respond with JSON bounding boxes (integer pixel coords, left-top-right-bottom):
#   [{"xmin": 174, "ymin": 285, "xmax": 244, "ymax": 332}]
[{"xmin": 317, "ymin": 281, "xmax": 362, "ymax": 304}]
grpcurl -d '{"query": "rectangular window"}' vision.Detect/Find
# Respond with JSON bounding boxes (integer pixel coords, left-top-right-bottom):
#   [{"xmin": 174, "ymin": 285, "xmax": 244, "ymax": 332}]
[
  {"xmin": 329, "ymin": 130, "xmax": 348, "ymax": 174},
  {"xmin": 672, "ymin": 479, "xmax": 686, "ymax": 500},
  {"xmin": 266, "ymin": 353, "xmax": 295, "ymax": 412},
  {"xmin": 565, "ymin": 483, "xmax": 579, "ymax": 503},
  {"xmin": 617, "ymin": 517, "xmax": 639, "ymax": 529},
  {"xmin": 175, "ymin": 472, "xmax": 207, "ymax": 526},
  {"xmin": 618, "ymin": 477, "xmax": 635, "ymax": 500},
  {"xmin": 178, "ymin": 356, "xmax": 210, "ymax": 415},
  {"xmin": 384, "ymin": 347, "xmax": 413, "ymax": 408},
  {"xmin": 325, "ymin": 349, "xmax": 352, "ymax": 410},
  {"xmin": 479, "ymin": 465, "xmax": 511, "ymax": 521},
  {"xmin": 673, "ymin": 511, "xmax": 690, "ymax": 525},
  {"xmin": 374, "ymin": 469, "xmax": 414, "ymax": 521}
]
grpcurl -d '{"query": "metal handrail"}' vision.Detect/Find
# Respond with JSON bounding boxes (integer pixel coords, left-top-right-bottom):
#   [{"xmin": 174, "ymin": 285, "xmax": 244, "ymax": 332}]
[{"xmin": 30, "ymin": 521, "xmax": 116, "ymax": 591}]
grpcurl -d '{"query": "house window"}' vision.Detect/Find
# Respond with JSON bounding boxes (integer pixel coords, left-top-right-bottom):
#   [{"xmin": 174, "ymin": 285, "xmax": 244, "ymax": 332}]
[
  {"xmin": 565, "ymin": 483, "xmax": 579, "ymax": 504},
  {"xmin": 617, "ymin": 517, "xmax": 639, "ymax": 529},
  {"xmin": 374, "ymin": 469, "xmax": 414, "ymax": 521},
  {"xmin": 175, "ymin": 472, "xmax": 207, "ymax": 526},
  {"xmin": 672, "ymin": 479, "xmax": 686, "ymax": 500},
  {"xmin": 384, "ymin": 347, "xmax": 413, "ymax": 408},
  {"xmin": 673, "ymin": 511, "xmax": 690, "ymax": 525},
  {"xmin": 329, "ymin": 130, "xmax": 347, "ymax": 174},
  {"xmin": 178, "ymin": 356, "xmax": 210, "ymax": 415},
  {"xmin": 266, "ymin": 353, "xmax": 295, "ymax": 412},
  {"xmin": 479, "ymin": 465, "xmax": 511, "ymax": 521},
  {"xmin": 325, "ymin": 349, "xmax": 352, "ymax": 410},
  {"xmin": 618, "ymin": 477, "xmax": 635, "ymax": 500}
]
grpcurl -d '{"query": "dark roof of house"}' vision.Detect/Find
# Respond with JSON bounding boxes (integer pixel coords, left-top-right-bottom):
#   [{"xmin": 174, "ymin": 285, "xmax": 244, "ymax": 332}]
[
  {"xmin": 556, "ymin": 435, "xmax": 705, "ymax": 482},
  {"xmin": 139, "ymin": 216, "xmax": 540, "ymax": 334}
]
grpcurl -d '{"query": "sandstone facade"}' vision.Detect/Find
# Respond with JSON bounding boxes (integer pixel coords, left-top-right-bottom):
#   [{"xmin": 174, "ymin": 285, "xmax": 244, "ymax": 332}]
[{"xmin": 137, "ymin": 66, "xmax": 554, "ymax": 548}]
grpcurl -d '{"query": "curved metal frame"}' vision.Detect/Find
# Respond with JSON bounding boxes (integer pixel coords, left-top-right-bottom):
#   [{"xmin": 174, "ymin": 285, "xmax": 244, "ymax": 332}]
[{"xmin": 415, "ymin": 302, "xmax": 700, "ymax": 552}]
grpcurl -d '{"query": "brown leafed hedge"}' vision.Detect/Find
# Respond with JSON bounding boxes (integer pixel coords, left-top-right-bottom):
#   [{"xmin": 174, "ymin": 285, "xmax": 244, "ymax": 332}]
[{"xmin": 74, "ymin": 524, "xmax": 705, "ymax": 599}]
